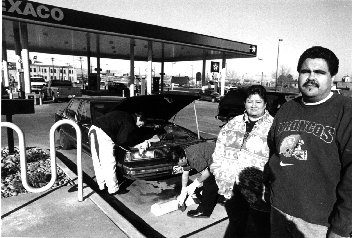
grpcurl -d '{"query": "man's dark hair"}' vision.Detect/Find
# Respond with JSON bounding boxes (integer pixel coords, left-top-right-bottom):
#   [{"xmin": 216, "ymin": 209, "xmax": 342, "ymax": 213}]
[
  {"xmin": 297, "ymin": 46, "xmax": 339, "ymax": 76},
  {"xmin": 168, "ymin": 146, "xmax": 186, "ymax": 163},
  {"xmin": 246, "ymin": 85, "xmax": 267, "ymax": 103}
]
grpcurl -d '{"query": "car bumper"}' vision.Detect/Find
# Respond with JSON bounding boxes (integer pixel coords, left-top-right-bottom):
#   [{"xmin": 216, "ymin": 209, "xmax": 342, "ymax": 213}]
[
  {"xmin": 31, "ymin": 89, "xmax": 43, "ymax": 94},
  {"xmin": 121, "ymin": 161, "xmax": 176, "ymax": 180}
]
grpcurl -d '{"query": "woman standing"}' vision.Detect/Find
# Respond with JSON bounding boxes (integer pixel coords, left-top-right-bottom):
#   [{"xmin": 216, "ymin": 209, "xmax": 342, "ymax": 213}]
[{"xmin": 210, "ymin": 85, "xmax": 274, "ymax": 237}]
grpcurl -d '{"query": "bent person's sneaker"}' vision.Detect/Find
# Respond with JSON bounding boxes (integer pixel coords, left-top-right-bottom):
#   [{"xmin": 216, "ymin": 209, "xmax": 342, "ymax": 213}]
[
  {"xmin": 108, "ymin": 185, "xmax": 120, "ymax": 195},
  {"xmin": 107, "ymin": 180, "xmax": 127, "ymax": 195},
  {"xmin": 187, "ymin": 209, "xmax": 210, "ymax": 218},
  {"xmin": 98, "ymin": 183, "xmax": 106, "ymax": 191}
]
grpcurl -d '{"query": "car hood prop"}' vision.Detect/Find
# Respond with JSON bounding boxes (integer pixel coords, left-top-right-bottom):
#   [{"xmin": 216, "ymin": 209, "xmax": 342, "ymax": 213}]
[{"xmin": 193, "ymin": 101, "xmax": 200, "ymax": 139}]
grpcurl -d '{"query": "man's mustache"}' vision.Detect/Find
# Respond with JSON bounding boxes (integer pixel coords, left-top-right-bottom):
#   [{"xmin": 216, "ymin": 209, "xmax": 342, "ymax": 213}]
[{"xmin": 303, "ymin": 80, "xmax": 319, "ymax": 88}]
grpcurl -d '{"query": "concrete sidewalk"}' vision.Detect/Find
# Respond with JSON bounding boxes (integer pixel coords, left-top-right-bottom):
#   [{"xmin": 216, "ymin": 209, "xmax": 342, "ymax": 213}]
[
  {"xmin": 1, "ymin": 185, "xmax": 128, "ymax": 237},
  {"xmin": 1, "ymin": 159, "xmax": 144, "ymax": 238}
]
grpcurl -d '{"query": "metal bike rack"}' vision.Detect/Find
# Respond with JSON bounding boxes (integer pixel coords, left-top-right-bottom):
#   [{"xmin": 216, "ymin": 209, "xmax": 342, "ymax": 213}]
[
  {"xmin": 51, "ymin": 119, "xmax": 83, "ymax": 201},
  {"xmin": 1, "ymin": 120, "xmax": 83, "ymax": 201}
]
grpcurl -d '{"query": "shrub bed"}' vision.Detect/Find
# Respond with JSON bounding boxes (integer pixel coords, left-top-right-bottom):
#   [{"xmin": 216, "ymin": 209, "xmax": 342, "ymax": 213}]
[{"xmin": 1, "ymin": 147, "xmax": 72, "ymax": 198}]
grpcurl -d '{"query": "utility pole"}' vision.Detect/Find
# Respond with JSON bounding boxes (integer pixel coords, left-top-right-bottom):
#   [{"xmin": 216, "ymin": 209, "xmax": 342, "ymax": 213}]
[
  {"xmin": 79, "ymin": 57, "xmax": 84, "ymax": 88},
  {"xmin": 275, "ymin": 39, "xmax": 283, "ymax": 91},
  {"xmin": 258, "ymin": 58, "xmax": 263, "ymax": 85},
  {"xmin": 191, "ymin": 65, "xmax": 194, "ymax": 84},
  {"xmin": 51, "ymin": 57, "xmax": 55, "ymax": 80}
]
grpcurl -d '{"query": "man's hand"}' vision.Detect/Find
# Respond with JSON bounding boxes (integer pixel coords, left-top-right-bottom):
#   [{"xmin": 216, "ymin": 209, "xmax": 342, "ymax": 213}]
[
  {"xmin": 262, "ymin": 185, "xmax": 270, "ymax": 203},
  {"xmin": 177, "ymin": 187, "xmax": 188, "ymax": 205},
  {"xmin": 186, "ymin": 178, "xmax": 201, "ymax": 196}
]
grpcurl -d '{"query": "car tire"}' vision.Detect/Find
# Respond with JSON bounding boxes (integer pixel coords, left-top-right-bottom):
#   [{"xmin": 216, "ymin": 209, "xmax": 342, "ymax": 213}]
[
  {"xmin": 52, "ymin": 94, "xmax": 57, "ymax": 103},
  {"xmin": 59, "ymin": 129, "xmax": 72, "ymax": 150}
]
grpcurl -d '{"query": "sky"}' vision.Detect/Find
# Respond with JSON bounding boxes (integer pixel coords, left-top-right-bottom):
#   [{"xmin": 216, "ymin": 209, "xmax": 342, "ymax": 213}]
[{"xmin": 17, "ymin": 0, "xmax": 352, "ymax": 81}]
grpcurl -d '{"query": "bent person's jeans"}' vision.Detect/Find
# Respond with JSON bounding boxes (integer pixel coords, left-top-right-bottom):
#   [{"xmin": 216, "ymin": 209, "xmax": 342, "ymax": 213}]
[{"xmin": 89, "ymin": 125, "xmax": 119, "ymax": 193}]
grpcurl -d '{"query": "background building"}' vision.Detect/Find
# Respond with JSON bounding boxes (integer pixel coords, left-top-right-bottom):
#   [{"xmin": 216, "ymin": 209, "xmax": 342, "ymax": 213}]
[{"xmin": 29, "ymin": 63, "xmax": 77, "ymax": 82}]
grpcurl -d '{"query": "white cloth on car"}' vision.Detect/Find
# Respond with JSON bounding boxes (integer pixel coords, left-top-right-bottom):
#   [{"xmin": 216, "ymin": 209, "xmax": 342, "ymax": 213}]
[{"xmin": 89, "ymin": 125, "xmax": 119, "ymax": 194}]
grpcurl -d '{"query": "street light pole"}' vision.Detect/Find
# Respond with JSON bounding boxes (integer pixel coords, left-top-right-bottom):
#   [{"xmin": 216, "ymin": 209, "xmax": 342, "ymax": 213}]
[
  {"xmin": 79, "ymin": 57, "xmax": 84, "ymax": 89},
  {"xmin": 258, "ymin": 58, "xmax": 263, "ymax": 85},
  {"xmin": 51, "ymin": 57, "xmax": 55, "ymax": 80},
  {"xmin": 275, "ymin": 39, "xmax": 283, "ymax": 91},
  {"xmin": 191, "ymin": 65, "xmax": 194, "ymax": 86}
]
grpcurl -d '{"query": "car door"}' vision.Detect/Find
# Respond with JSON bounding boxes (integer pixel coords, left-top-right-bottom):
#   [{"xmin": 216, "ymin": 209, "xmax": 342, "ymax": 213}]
[
  {"xmin": 77, "ymin": 100, "xmax": 92, "ymax": 151},
  {"xmin": 61, "ymin": 98, "xmax": 82, "ymax": 145}
]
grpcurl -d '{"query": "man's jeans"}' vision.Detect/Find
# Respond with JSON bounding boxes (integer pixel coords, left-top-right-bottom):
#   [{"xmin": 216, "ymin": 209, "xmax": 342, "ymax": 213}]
[
  {"xmin": 89, "ymin": 125, "xmax": 119, "ymax": 194},
  {"xmin": 271, "ymin": 206, "xmax": 328, "ymax": 238}
]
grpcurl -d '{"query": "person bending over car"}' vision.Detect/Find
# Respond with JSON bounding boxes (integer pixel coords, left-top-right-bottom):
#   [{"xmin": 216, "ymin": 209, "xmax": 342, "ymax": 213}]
[
  {"xmin": 88, "ymin": 110, "xmax": 146, "ymax": 194},
  {"xmin": 169, "ymin": 141, "xmax": 217, "ymax": 218}
]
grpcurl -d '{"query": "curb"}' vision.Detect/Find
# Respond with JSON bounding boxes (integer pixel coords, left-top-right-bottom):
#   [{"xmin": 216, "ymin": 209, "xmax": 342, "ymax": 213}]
[{"xmin": 55, "ymin": 158, "xmax": 145, "ymax": 238}]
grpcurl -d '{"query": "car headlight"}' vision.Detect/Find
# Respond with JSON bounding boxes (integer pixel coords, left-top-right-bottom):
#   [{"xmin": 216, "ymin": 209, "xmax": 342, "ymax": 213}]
[
  {"xmin": 124, "ymin": 151, "xmax": 133, "ymax": 162},
  {"xmin": 124, "ymin": 150, "xmax": 155, "ymax": 162}
]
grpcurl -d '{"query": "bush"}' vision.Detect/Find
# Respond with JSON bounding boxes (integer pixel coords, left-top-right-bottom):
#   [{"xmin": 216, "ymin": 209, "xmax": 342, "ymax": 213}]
[{"xmin": 1, "ymin": 147, "xmax": 72, "ymax": 198}]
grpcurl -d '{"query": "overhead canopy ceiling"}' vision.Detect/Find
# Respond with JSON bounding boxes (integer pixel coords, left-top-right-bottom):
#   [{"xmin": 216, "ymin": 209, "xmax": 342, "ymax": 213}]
[{"xmin": 2, "ymin": 0, "xmax": 257, "ymax": 62}]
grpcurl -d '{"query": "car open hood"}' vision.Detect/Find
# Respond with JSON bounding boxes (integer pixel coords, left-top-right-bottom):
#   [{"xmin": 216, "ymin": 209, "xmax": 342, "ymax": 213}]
[{"xmin": 115, "ymin": 92, "xmax": 200, "ymax": 121}]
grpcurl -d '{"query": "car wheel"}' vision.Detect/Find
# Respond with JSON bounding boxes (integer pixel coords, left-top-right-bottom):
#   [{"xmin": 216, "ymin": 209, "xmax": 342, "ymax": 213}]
[
  {"xmin": 42, "ymin": 92, "xmax": 47, "ymax": 101},
  {"xmin": 52, "ymin": 94, "xmax": 57, "ymax": 103},
  {"xmin": 59, "ymin": 129, "xmax": 72, "ymax": 150}
]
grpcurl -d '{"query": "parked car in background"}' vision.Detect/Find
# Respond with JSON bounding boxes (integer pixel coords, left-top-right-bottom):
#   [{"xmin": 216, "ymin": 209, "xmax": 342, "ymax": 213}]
[
  {"xmin": 42, "ymin": 80, "xmax": 82, "ymax": 102},
  {"xmin": 216, "ymin": 87, "xmax": 298, "ymax": 123},
  {"xmin": 198, "ymin": 89, "xmax": 221, "ymax": 103},
  {"xmin": 54, "ymin": 92, "xmax": 209, "ymax": 180},
  {"xmin": 107, "ymin": 82, "xmax": 130, "ymax": 96},
  {"xmin": 331, "ymin": 85, "xmax": 342, "ymax": 95},
  {"xmin": 30, "ymin": 76, "xmax": 47, "ymax": 94}
]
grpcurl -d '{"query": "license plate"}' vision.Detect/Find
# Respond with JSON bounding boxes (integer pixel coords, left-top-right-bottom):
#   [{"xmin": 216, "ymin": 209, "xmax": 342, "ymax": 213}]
[{"xmin": 172, "ymin": 165, "xmax": 184, "ymax": 174}]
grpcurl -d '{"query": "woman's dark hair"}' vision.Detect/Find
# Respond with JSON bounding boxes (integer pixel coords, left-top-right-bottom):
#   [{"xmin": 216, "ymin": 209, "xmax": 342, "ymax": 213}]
[
  {"xmin": 297, "ymin": 46, "xmax": 339, "ymax": 76},
  {"xmin": 245, "ymin": 85, "xmax": 267, "ymax": 103}
]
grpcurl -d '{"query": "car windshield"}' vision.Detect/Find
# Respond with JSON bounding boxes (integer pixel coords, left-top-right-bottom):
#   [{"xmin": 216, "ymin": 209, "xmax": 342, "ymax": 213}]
[
  {"xmin": 91, "ymin": 101, "xmax": 121, "ymax": 122},
  {"xmin": 51, "ymin": 80, "xmax": 73, "ymax": 86}
]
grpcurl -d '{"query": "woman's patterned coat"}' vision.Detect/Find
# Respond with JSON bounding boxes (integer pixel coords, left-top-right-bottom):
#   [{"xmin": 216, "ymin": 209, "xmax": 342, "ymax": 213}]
[{"xmin": 210, "ymin": 110, "xmax": 273, "ymax": 207}]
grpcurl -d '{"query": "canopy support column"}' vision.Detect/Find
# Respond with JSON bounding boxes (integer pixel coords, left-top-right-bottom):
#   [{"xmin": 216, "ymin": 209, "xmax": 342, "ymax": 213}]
[
  {"xmin": 220, "ymin": 53, "xmax": 226, "ymax": 96},
  {"xmin": 145, "ymin": 41, "xmax": 153, "ymax": 95},
  {"xmin": 202, "ymin": 51, "xmax": 206, "ymax": 87},
  {"xmin": 13, "ymin": 22, "xmax": 23, "ymax": 97},
  {"xmin": 2, "ymin": 27, "xmax": 9, "ymax": 87},
  {"xmin": 129, "ymin": 39, "xmax": 135, "ymax": 97},
  {"xmin": 20, "ymin": 23, "xmax": 31, "ymax": 94},
  {"xmin": 160, "ymin": 43, "xmax": 165, "ymax": 92},
  {"xmin": 96, "ymin": 35, "xmax": 101, "ymax": 91},
  {"xmin": 86, "ymin": 33, "xmax": 91, "ymax": 90}
]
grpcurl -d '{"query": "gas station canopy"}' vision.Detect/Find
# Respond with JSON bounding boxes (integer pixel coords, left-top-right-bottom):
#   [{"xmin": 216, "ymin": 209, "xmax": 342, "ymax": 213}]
[{"xmin": 2, "ymin": 0, "xmax": 257, "ymax": 62}]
